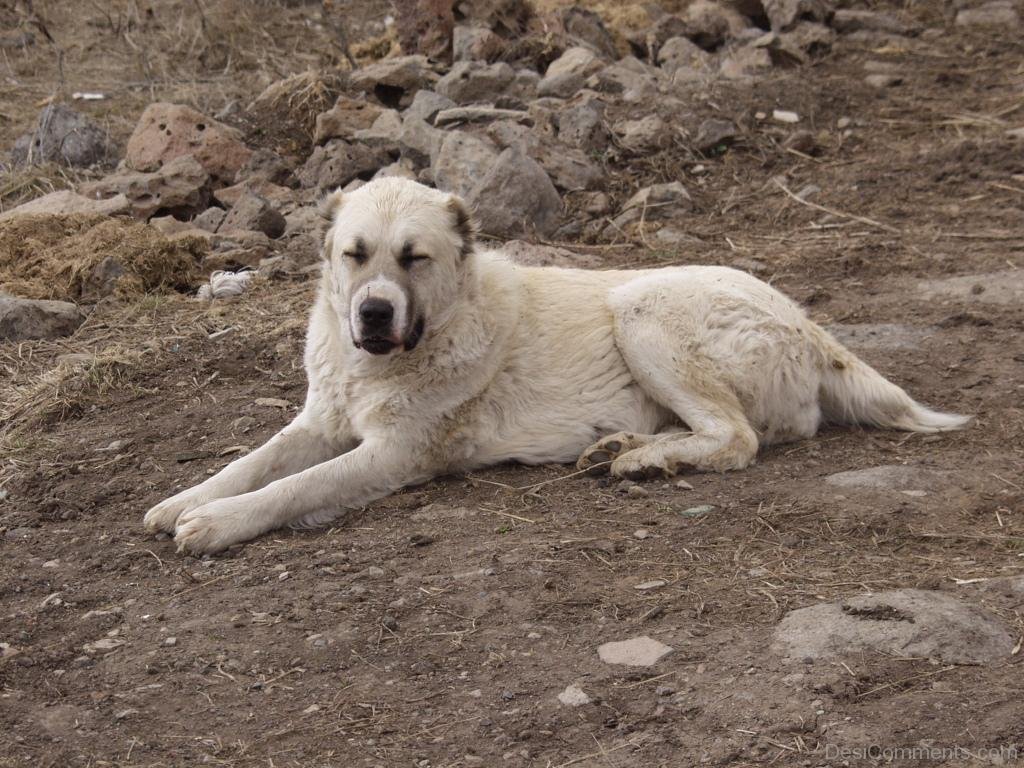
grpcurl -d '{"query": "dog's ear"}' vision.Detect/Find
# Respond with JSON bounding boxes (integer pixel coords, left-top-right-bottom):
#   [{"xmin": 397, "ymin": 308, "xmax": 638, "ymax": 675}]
[
  {"xmin": 318, "ymin": 189, "xmax": 345, "ymax": 224},
  {"xmin": 446, "ymin": 195, "xmax": 477, "ymax": 259}
]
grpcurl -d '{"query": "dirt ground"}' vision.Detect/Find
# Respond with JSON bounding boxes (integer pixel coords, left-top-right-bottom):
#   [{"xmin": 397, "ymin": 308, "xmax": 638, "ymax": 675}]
[{"xmin": 2, "ymin": 1, "xmax": 1024, "ymax": 767}]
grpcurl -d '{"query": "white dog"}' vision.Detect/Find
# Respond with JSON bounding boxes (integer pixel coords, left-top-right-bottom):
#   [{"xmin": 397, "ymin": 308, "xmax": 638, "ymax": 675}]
[{"xmin": 144, "ymin": 178, "xmax": 969, "ymax": 554}]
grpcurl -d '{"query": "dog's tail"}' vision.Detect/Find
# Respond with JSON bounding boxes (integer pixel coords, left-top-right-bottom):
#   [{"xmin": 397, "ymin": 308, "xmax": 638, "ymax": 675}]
[{"xmin": 810, "ymin": 325, "xmax": 971, "ymax": 433}]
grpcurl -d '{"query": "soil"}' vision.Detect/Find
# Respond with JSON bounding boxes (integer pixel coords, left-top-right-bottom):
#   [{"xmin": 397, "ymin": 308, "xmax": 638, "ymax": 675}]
[{"xmin": 2, "ymin": 2, "xmax": 1024, "ymax": 767}]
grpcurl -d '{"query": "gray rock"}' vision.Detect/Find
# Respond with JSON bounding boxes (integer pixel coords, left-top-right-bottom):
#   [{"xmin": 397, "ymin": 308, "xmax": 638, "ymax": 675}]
[
  {"xmin": 681, "ymin": 0, "xmax": 748, "ymax": 49},
  {"xmin": 221, "ymin": 191, "xmax": 286, "ymax": 239},
  {"xmin": 614, "ymin": 115, "xmax": 670, "ymax": 153},
  {"xmin": 398, "ymin": 117, "xmax": 445, "ymax": 168},
  {"xmin": 531, "ymin": 142, "xmax": 603, "ymax": 192},
  {"xmin": 557, "ymin": 684, "xmax": 591, "ymax": 706},
  {"xmin": 773, "ymin": 590, "xmax": 1014, "ymax": 665},
  {"xmin": 556, "ymin": 93, "xmax": 608, "ymax": 152},
  {"xmin": 352, "ymin": 109, "xmax": 404, "ymax": 148},
  {"xmin": 832, "ymin": 9, "xmax": 920, "ymax": 36},
  {"xmin": 314, "ymin": 96, "xmax": 385, "ymax": 145},
  {"xmin": 501, "ymin": 240, "xmax": 602, "ymax": 269},
  {"xmin": 538, "ymin": 46, "xmax": 604, "ymax": 98},
  {"xmin": 598, "ymin": 636, "xmax": 674, "ymax": 667},
  {"xmin": 193, "ymin": 207, "xmax": 226, "ymax": 233},
  {"xmin": 587, "ymin": 58, "xmax": 662, "ymax": 103},
  {"xmin": 0, "ymin": 190, "xmax": 130, "ymax": 222},
  {"xmin": 432, "ymin": 131, "xmax": 500, "ymax": 198},
  {"xmin": 434, "ymin": 106, "xmax": 530, "ymax": 127},
  {"xmin": 297, "ymin": 140, "xmax": 388, "ymax": 191},
  {"xmin": 453, "ymin": 25, "xmax": 502, "ymax": 62},
  {"xmin": 657, "ymin": 36, "xmax": 712, "ymax": 75},
  {"xmin": 620, "ymin": 181, "xmax": 692, "ymax": 221},
  {"xmin": 11, "ymin": 104, "xmax": 109, "ymax": 167},
  {"xmin": 235, "ymin": 148, "xmax": 294, "ymax": 186},
  {"xmin": 4, "ymin": 527, "xmax": 33, "ymax": 541},
  {"xmin": 373, "ymin": 161, "xmax": 418, "ymax": 181},
  {"xmin": 694, "ymin": 118, "xmax": 739, "ymax": 153},
  {"xmin": 349, "ymin": 55, "xmax": 439, "ymax": 107},
  {"xmin": 436, "ymin": 61, "xmax": 516, "ymax": 104},
  {"xmin": 763, "ymin": 0, "xmax": 832, "ymax": 32},
  {"xmin": 0, "ymin": 296, "xmax": 87, "ymax": 341},
  {"xmin": 467, "ymin": 146, "xmax": 562, "ymax": 238},
  {"xmin": 955, "ymin": 2, "xmax": 1020, "ymax": 27},
  {"xmin": 865, "ymin": 73, "xmax": 902, "ymax": 88},
  {"xmin": 824, "ymin": 465, "xmax": 953, "ymax": 492},
  {"xmin": 404, "ymin": 90, "xmax": 457, "ymax": 126},
  {"xmin": 557, "ymin": 6, "xmax": 617, "ymax": 59},
  {"xmin": 79, "ymin": 155, "xmax": 211, "ymax": 220},
  {"xmin": 719, "ymin": 41, "xmax": 773, "ymax": 79}
]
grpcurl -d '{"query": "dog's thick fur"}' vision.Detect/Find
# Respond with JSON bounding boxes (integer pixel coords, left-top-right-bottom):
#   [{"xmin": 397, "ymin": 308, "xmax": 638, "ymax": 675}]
[{"xmin": 145, "ymin": 178, "xmax": 969, "ymax": 554}]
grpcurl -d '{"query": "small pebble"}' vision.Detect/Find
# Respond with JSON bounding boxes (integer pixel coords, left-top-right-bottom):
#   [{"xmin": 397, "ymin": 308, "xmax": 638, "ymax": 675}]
[
  {"xmin": 382, "ymin": 615, "xmax": 399, "ymax": 632},
  {"xmin": 633, "ymin": 529, "xmax": 650, "ymax": 540},
  {"xmin": 278, "ymin": 571, "xmax": 290, "ymax": 581},
  {"xmin": 675, "ymin": 479, "xmax": 694, "ymax": 490},
  {"xmin": 679, "ymin": 504, "xmax": 715, "ymax": 518},
  {"xmin": 303, "ymin": 704, "xmax": 321, "ymax": 714},
  {"xmin": 772, "ymin": 109, "xmax": 800, "ymax": 123},
  {"xmin": 627, "ymin": 485, "xmax": 649, "ymax": 498},
  {"xmin": 634, "ymin": 579, "xmax": 667, "ymax": 591},
  {"xmin": 163, "ymin": 636, "xmax": 177, "ymax": 647}
]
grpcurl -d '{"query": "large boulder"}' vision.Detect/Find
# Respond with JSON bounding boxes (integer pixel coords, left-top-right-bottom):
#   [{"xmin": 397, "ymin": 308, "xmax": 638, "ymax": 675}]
[
  {"xmin": 0, "ymin": 295, "xmax": 86, "ymax": 341},
  {"xmin": 0, "ymin": 190, "xmax": 130, "ymax": 222},
  {"xmin": 297, "ymin": 140, "xmax": 389, "ymax": 192},
  {"xmin": 467, "ymin": 145, "xmax": 562, "ymax": 238},
  {"xmin": 125, "ymin": 103, "xmax": 252, "ymax": 185},
  {"xmin": 436, "ymin": 61, "xmax": 516, "ymax": 105},
  {"xmin": 11, "ymin": 104, "xmax": 109, "ymax": 168},
  {"xmin": 349, "ymin": 55, "xmax": 439, "ymax": 108},
  {"xmin": 431, "ymin": 132, "xmax": 500, "ymax": 198},
  {"xmin": 79, "ymin": 155, "xmax": 212, "ymax": 220},
  {"xmin": 314, "ymin": 96, "xmax": 385, "ymax": 145},
  {"xmin": 773, "ymin": 590, "xmax": 1015, "ymax": 665}
]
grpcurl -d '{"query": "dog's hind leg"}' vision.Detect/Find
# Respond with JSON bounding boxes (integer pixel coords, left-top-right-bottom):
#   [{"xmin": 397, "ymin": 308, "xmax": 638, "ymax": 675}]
[{"xmin": 600, "ymin": 293, "xmax": 759, "ymax": 480}]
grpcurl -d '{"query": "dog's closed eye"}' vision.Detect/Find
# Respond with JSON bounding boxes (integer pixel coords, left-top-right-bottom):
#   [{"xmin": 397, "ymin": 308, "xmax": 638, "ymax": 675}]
[{"xmin": 399, "ymin": 253, "xmax": 430, "ymax": 269}]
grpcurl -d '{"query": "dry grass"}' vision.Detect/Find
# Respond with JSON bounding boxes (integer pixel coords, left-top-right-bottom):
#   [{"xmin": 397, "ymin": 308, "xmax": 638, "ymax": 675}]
[{"xmin": 0, "ymin": 162, "xmax": 98, "ymax": 214}]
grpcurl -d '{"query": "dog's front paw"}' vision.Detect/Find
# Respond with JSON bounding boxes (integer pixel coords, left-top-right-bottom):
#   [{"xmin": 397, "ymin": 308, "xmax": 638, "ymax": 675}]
[
  {"xmin": 576, "ymin": 432, "xmax": 647, "ymax": 476},
  {"xmin": 174, "ymin": 498, "xmax": 261, "ymax": 555},
  {"xmin": 144, "ymin": 487, "xmax": 211, "ymax": 534},
  {"xmin": 610, "ymin": 450, "xmax": 671, "ymax": 482}
]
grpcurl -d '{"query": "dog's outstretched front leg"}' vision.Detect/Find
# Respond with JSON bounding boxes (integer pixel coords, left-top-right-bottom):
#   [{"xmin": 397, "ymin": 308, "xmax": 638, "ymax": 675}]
[
  {"xmin": 144, "ymin": 410, "xmax": 353, "ymax": 534},
  {"xmin": 173, "ymin": 439, "xmax": 427, "ymax": 554}
]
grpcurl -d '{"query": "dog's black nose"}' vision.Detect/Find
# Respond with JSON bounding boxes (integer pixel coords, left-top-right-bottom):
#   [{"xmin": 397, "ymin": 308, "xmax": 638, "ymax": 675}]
[{"xmin": 359, "ymin": 298, "xmax": 394, "ymax": 328}]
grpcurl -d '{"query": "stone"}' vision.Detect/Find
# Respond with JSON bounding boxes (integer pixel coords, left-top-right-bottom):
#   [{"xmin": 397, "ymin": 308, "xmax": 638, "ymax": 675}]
[
  {"xmin": 657, "ymin": 36, "xmax": 712, "ymax": 75},
  {"xmin": 614, "ymin": 115, "xmax": 671, "ymax": 152},
  {"xmin": 314, "ymin": 96, "xmax": 385, "ymax": 145},
  {"xmin": 682, "ymin": 0, "xmax": 748, "ymax": 49},
  {"xmin": 763, "ymin": 0, "xmax": 832, "ymax": 32},
  {"xmin": 719, "ymin": 42, "xmax": 773, "ymax": 79},
  {"xmin": 824, "ymin": 465, "xmax": 953, "ymax": 492},
  {"xmin": 467, "ymin": 145, "xmax": 562, "ymax": 238},
  {"xmin": 832, "ymin": 9, "xmax": 920, "ymax": 36},
  {"xmin": 432, "ymin": 132, "xmax": 500, "ymax": 198},
  {"xmin": 694, "ymin": 118, "xmax": 739, "ymax": 153},
  {"xmin": 212, "ymin": 179, "xmax": 294, "ymax": 208},
  {"xmin": 955, "ymin": 2, "xmax": 1020, "ymax": 28},
  {"xmin": 350, "ymin": 55, "xmax": 439, "ymax": 108},
  {"xmin": 436, "ymin": 61, "xmax": 516, "ymax": 105},
  {"xmin": 557, "ymin": 685, "xmax": 591, "ymax": 706},
  {"xmin": 530, "ymin": 142, "xmax": 603, "ymax": 192},
  {"xmin": 556, "ymin": 93, "xmax": 608, "ymax": 152},
  {"xmin": 635, "ymin": 579, "xmax": 667, "ymax": 591},
  {"xmin": 434, "ymin": 106, "xmax": 530, "ymax": 127},
  {"xmin": 297, "ymin": 140, "xmax": 388, "ymax": 191},
  {"xmin": 0, "ymin": 296, "xmax": 87, "ymax": 341},
  {"xmin": 125, "ymin": 103, "xmax": 252, "ymax": 185},
  {"xmin": 234, "ymin": 149, "xmax": 293, "ymax": 186},
  {"xmin": 620, "ymin": 181, "xmax": 692, "ymax": 220},
  {"xmin": 193, "ymin": 207, "xmax": 226, "ymax": 233},
  {"xmin": 538, "ymin": 47, "xmax": 604, "ymax": 99},
  {"xmin": 776, "ymin": 21, "xmax": 835, "ymax": 61},
  {"xmin": 393, "ymin": 0, "xmax": 454, "ymax": 61},
  {"xmin": 398, "ymin": 117, "xmax": 445, "ymax": 168},
  {"xmin": 80, "ymin": 155, "xmax": 212, "ymax": 220},
  {"xmin": 352, "ymin": 109, "xmax": 404, "ymax": 148},
  {"xmin": 773, "ymin": 590, "xmax": 1015, "ymax": 665},
  {"xmin": 865, "ymin": 73, "xmax": 902, "ymax": 88},
  {"xmin": 404, "ymin": 90, "xmax": 457, "ymax": 126},
  {"xmin": 917, "ymin": 270, "xmax": 1024, "ymax": 306},
  {"xmin": 556, "ymin": 6, "xmax": 617, "ymax": 60},
  {"xmin": 453, "ymin": 25, "xmax": 503, "ymax": 61},
  {"xmin": 220, "ymin": 191, "xmax": 286, "ymax": 239},
  {"xmin": 0, "ymin": 190, "xmax": 130, "ymax": 222},
  {"xmin": 374, "ymin": 161, "xmax": 418, "ymax": 181},
  {"xmin": 598, "ymin": 636, "xmax": 674, "ymax": 667},
  {"xmin": 11, "ymin": 104, "xmax": 109, "ymax": 167},
  {"xmin": 587, "ymin": 58, "xmax": 662, "ymax": 103}
]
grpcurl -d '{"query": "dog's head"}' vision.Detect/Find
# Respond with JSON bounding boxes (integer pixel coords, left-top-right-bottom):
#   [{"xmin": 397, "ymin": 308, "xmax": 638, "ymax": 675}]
[{"xmin": 319, "ymin": 178, "xmax": 476, "ymax": 356}]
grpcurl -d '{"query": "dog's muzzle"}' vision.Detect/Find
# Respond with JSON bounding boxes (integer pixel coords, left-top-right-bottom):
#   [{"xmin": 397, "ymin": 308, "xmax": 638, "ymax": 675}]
[{"xmin": 353, "ymin": 297, "xmax": 424, "ymax": 356}]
